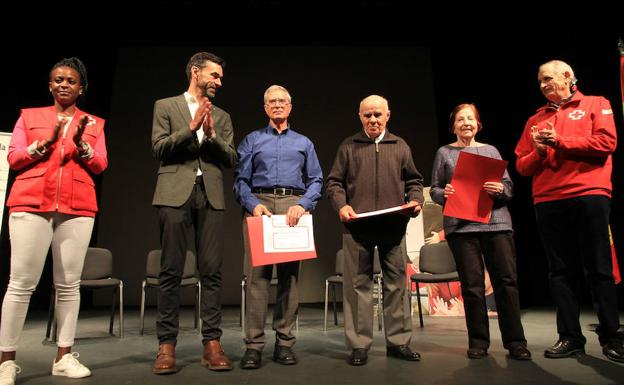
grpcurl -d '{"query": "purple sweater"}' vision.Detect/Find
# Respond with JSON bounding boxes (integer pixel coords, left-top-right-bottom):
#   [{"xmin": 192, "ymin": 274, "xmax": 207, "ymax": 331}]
[{"xmin": 430, "ymin": 144, "xmax": 513, "ymax": 235}]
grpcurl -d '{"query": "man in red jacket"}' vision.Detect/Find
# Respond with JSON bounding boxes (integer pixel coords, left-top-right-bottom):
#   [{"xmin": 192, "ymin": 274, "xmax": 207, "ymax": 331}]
[{"xmin": 515, "ymin": 60, "xmax": 623, "ymax": 363}]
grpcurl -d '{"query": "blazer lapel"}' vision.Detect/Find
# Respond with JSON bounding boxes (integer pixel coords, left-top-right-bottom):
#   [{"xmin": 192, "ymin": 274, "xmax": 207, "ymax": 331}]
[{"xmin": 173, "ymin": 94, "xmax": 192, "ymax": 126}]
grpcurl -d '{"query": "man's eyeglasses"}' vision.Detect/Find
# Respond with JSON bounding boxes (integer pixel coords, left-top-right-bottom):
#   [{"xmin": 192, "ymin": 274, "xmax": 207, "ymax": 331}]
[{"xmin": 266, "ymin": 98, "xmax": 290, "ymax": 106}]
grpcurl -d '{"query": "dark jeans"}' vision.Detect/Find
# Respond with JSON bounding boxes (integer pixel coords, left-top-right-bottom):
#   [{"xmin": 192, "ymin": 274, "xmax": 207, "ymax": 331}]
[
  {"xmin": 446, "ymin": 231, "xmax": 526, "ymax": 350},
  {"xmin": 535, "ymin": 195, "xmax": 619, "ymax": 346},
  {"xmin": 156, "ymin": 181, "xmax": 225, "ymax": 345}
]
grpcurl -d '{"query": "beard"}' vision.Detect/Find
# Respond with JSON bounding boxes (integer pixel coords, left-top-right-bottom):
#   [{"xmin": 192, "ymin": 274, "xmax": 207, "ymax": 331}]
[{"xmin": 199, "ymin": 80, "xmax": 216, "ymax": 99}]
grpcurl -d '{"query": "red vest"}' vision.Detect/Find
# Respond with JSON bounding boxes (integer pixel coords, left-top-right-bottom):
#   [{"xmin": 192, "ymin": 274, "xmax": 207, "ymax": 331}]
[{"xmin": 6, "ymin": 106, "xmax": 107, "ymax": 216}]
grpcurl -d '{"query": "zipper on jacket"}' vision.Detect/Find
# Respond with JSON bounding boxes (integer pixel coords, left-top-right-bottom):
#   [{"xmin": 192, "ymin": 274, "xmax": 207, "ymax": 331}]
[
  {"xmin": 374, "ymin": 141, "xmax": 379, "ymax": 209},
  {"xmin": 56, "ymin": 122, "xmax": 69, "ymax": 210}
]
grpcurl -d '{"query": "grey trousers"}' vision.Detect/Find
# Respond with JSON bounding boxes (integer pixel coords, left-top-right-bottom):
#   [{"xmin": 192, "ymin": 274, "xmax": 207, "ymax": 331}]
[
  {"xmin": 342, "ymin": 231, "xmax": 412, "ymax": 350},
  {"xmin": 242, "ymin": 194, "xmax": 301, "ymax": 351}
]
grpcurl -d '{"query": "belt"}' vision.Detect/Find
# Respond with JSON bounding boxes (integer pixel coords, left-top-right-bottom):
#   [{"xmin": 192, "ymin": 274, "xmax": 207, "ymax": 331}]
[{"xmin": 252, "ymin": 187, "xmax": 305, "ymax": 196}]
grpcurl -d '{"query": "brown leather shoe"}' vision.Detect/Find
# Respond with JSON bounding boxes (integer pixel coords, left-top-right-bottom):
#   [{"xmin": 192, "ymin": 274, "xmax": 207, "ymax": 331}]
[
  {"xmin": 153, "ymin": 343, "xmax": 176, "ymax": 374},
  {"xmin": 201, "ymin": 340, "xmax": 233, "ymax": 371}
]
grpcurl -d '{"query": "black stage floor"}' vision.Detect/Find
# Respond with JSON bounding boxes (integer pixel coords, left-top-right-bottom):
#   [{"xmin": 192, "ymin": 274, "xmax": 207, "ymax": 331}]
[{"xmin": 10, "ymin": 305, "xmax": 624, "ymax": 385}]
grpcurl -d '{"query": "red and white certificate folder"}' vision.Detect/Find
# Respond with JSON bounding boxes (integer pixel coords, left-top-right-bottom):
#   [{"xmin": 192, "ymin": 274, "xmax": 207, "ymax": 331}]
[
  {"xmin": 443, "ymin": 151, "xmax": 508, "ymax": 223},
  {"xmin": 246, "ymin": 214, "xmax": 317, "ymax": 267}
]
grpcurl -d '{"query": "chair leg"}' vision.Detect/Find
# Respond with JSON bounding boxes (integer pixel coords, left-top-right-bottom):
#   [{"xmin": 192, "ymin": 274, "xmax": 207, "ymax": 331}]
[
  {"xmin": 331, "ymin": 284, "xmax": 338, "ymax": 325},
  {"xmin": 119, "ymin": 281, "xmax": 124, "ymax": 338},
  {"xmin": 415, "ymin": 280, "xmax": 424, "ymax": 328},
  {"xmin": 194, "ymin": 282, "xmax": 199, "ymax": 329},
  {"xmin": 52, "ymin": 320, "xmax": 58, "ymax": 343},
  {"xmin": 197, "ymin": 281, "xmax": 203, "ymax": 335},
  {"xmin": 109, "ymin": 287, "xmax": 117, "ymax": 335},
  {"xmin": 241, "ymin": 279, "xmax": 246, "ymax": 332},
  {"xmin": 46, "ymin": 287, "xmax": 56, "ymax": 340},
  {"xmin": 323, "ymin": 280, "xmax": 329, "ymax": 332},
  {"xmin": 140, "ymin": 281, "xmax": 146, "ymax": 335}
]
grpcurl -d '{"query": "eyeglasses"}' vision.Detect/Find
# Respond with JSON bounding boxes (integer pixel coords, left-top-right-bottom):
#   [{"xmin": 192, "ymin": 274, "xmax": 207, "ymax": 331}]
[{"xmin": 266, "ymin": 98, "xmax": 290, "ymax": 106}]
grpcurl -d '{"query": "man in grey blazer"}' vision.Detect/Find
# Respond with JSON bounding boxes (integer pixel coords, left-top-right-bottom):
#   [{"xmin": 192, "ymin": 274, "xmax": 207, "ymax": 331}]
[{"xmin": 151, "ymin": 51, "xmax": 238, "ymax": 374}]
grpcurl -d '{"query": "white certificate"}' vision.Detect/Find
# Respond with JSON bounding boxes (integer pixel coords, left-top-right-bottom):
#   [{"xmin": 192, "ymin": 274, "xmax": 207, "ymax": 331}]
[
  {"xmin": 262, "ymin": 214, "xmax": 315, "ymax": 253},
  {"xmin": 354, "ymin": 204, "xmax": 411, "ymax": 219}
]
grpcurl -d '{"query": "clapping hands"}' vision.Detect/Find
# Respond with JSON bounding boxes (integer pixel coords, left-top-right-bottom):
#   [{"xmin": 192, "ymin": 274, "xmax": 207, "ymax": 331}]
[
  {"xmin": 190, "ymin": 98, "xmax": 215, "ymax": 139},
  {"xmin": 37, "ymin": 117, "xmax": 65, "ymax": 153}
]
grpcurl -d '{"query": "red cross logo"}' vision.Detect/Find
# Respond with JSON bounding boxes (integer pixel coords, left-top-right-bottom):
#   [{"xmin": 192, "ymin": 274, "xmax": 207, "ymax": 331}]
[{"xmin": 568, "ymin": 110, "xmax": 585, "ymax": 120}]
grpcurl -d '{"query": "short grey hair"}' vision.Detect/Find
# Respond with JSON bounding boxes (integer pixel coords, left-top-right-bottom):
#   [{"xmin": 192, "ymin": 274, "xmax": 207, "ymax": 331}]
[
  {"xmin": 539, "ymin": 60, "xmax": 577, "ymax": 83},
  {"xmin": 263, "ymin": 85, "xmax": 292, "ymax": 103}
]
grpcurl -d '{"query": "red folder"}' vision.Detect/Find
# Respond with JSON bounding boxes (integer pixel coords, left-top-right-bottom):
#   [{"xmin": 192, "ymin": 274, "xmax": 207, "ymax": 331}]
[
  {"xmin": 443, "ymin": 151, "xmax": 508, "ymax": 223},
  {"xmin": 246, "ymin": 216, "xmax": 317, "ymax": 267}
]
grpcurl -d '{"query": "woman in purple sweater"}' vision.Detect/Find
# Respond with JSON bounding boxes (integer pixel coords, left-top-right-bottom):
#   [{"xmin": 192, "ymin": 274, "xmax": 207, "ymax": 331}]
[{"xmin": 430, "ymin": 103, "xmax": 530, "ymax": 360}]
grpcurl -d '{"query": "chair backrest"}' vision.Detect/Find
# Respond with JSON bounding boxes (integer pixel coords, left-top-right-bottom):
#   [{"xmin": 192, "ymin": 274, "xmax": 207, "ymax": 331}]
[
  {"xmin": 418, "ymin": 242, "xmax": 457, "ymax": 274},
  {"xmin": 146, "ymin": 250, "xmax": 197, "ymax": 279},
  {"xmin": 81, "ymin": 247, "xmax": 113, "ymax": 280}
]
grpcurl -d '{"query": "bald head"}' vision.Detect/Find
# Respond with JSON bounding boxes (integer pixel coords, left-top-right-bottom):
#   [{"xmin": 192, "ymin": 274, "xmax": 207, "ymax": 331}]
[
  {"xmin": 359, "ymin": 95, "xmax": 389, "ymax": 113},
  {"xmin": 359, "ymin": 95, "xmax": 391, "ymax": 139}
]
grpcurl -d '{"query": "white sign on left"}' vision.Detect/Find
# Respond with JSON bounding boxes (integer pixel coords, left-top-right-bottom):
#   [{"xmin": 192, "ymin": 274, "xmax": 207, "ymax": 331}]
[{"xmin": 0, "ymin": 132, "xmax": 12, "ymax": 236}]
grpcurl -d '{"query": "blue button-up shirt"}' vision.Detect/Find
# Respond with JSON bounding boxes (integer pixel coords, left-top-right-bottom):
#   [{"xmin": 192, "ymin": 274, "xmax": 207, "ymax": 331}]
[{"xmin": 234, "ymin": 125, "xmax": 323, "ymax": 214}]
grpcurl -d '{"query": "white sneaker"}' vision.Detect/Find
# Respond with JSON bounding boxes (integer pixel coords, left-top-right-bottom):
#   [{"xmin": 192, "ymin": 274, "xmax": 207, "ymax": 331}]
[
  {"xmin": 51, "ymin": 352, "xmax": 91, "ymax": 378},
  {"xmin": 0, "ymin": 360, "xmax": 21, "ymax": 385}
]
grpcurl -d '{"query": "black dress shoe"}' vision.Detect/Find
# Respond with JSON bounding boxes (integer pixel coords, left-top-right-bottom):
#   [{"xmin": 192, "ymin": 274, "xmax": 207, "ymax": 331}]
[
  {"xmin": 240, "ymin": 349, "xmax": 262, "ymax": 369},
  {"xmin": 467, "ymin": 347, "xmax": 488, "ymax": 359},
  {"xmin": 273, "ymin": 344, "xmax": 298, "ymax": 365},
  {"xmin": 602, "ymin": 341, "xmax": 624, "ymax": 363},
  {"xmin": 544, "ymin": 340, "xmax": 585, "ymax": 358},
  {"xmin": 386, "ymin": 345, "xmax": 421, "ymax": 361},
  {"xmin": 508, "ymin": 346, "xmax": 532, "ymax": 360},
  {"xmin": 348, "ymin": 349, "xmax": 368, "ymax": 366}
]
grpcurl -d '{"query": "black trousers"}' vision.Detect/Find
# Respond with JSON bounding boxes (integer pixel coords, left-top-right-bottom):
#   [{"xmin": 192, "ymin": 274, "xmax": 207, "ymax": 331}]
[
  {"xmin": 446, "ymin": 231, "xmax": 526, "ymax": 350},
  {"xmin": 156, "ymin": 181, "xmax": 225, "ymax": 345},
  {"xmin": 535, "ymin": 195, "xmax": 619, "ymax": 346}
]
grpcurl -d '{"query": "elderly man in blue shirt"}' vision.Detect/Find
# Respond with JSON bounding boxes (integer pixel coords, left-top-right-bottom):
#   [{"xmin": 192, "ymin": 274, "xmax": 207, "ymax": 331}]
[{"xmin": 234, "ymin": 85, "xmax": 323, "ymax": 370}]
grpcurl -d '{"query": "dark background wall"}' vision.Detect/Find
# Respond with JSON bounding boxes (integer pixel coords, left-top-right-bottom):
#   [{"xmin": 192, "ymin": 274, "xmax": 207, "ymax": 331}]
[
  {"xmin": 96, "ymin": 45, "xmax": 437, "ymax": 305},
  {"xmin": 1, "ymin": 31, "xmax": 623, "ymax": 310},
  {"xmin": 0, "ymin": 45, "xmax": 438, "ymax": 307}
]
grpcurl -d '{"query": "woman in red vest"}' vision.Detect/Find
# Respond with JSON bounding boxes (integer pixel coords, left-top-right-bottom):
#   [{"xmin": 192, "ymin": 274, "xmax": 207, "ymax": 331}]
[{"xmin": 0, "ymin": 57, "xmax": 107, "ymax": 385}]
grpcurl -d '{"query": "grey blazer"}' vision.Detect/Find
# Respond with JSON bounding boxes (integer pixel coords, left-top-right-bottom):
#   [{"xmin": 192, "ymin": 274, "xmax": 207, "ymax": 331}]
[{"xmin": 151, "ymin": 94, "xmax": 238, "ymax": 209}]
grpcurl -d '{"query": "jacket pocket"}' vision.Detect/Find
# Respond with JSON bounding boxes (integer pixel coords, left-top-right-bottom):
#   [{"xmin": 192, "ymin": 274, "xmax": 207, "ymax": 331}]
[
  {"xmin": 6, "ymin": 167, "xmax": 48, "ymax": 207},
  {"xmin": 71, "ymin": 170, "xmax": 98, "ymax": 211},
  {"xmin": 27, "ymin": 126, "xmax": 54, "ymax": 142}
]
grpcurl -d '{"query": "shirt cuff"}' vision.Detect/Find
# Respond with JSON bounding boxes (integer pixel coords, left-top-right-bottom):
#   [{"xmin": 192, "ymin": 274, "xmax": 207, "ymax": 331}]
[
  {"xmin": 28, "ymin": 141, "xmax": 46, "ymax": 157},
  {"xmin": 298, "ymin": 197, "xmax": 313, "ymax": 211},
  {"xmin": 78, "ymin": 143, "xmax": 94, "ymax": 160}
]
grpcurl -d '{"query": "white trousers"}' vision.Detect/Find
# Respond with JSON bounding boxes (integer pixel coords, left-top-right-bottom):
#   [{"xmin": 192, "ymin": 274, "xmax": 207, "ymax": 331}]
[{"xmin": 0, "ymin": 212, "xmax": 94, "ymax": 350}]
